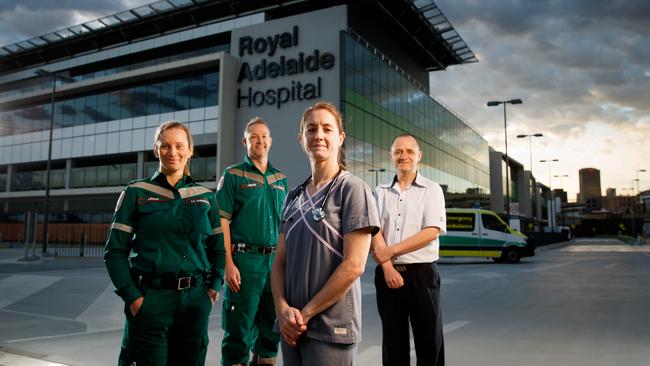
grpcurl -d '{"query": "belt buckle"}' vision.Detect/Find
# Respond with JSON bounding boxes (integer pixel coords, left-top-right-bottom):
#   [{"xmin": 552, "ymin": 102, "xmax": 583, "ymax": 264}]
[
  {"xmin": 394, "ymin": 265, "xmax": 407, "ymax": 272},
  {"xmin": 177, "ymin": 276, "xmax": 192, "ymax": 290}
]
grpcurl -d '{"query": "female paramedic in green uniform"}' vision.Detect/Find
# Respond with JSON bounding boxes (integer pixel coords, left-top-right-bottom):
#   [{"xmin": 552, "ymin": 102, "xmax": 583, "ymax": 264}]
[
  {"xmin": 271, "ymin": 102, "xmax": 380, "ymax": 365},
  {"xmin": 104, "ymin": 121, "xmax": 225, "ymax": 366}
]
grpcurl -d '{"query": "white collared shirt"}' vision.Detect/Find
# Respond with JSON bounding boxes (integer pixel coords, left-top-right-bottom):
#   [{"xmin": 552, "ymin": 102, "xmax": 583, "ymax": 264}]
[{"xmin": 374, "ymin": 172, "xmax": 447, "ymax": 263}]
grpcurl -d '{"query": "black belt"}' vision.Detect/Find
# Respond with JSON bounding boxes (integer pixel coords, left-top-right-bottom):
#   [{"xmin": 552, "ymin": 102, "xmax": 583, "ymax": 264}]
[
  {"xmin": 233, "ymin": 243, "xmax": 276, "ymax": 255},
  {"xmin": 392, "ymin": 262, "xmax": 432, "ymax": 273},
  {"xmin": 136, "ymin": 274, "xmax": 202, "ymax": 290}
]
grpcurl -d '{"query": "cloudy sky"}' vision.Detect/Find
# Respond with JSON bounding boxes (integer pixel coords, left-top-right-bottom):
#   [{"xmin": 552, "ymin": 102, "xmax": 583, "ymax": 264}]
[
  {"xmin": 1, "ymin": 0, "xmax": 648, "ymax": 200},
  {"xmin": 431, "ymin": 0, "xmax": 650, "ymax": 200}
]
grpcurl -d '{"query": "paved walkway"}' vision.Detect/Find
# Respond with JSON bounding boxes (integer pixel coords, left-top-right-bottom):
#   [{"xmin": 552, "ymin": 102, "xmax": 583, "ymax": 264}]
[{"xmin": 0, "ymin": 238, "xmax": 647, "ymax": 365}]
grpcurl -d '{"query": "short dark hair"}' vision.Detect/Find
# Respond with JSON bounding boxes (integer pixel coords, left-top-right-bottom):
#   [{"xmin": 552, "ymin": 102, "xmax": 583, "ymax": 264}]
[{"xmin": 243, "ymin": 117, "xmax": 270, "ymax": 137}]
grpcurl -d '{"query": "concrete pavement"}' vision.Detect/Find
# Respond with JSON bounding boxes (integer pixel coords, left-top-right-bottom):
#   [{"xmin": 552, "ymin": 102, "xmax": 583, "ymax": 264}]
[{"xmin": 1, "ymin": 238, "xmax": 649, "ymax": 365}]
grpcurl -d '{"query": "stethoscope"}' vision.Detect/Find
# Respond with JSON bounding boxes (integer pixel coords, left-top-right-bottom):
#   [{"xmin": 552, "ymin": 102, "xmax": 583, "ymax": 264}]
[{"xmin": 287, "ymin": 168, "xmax": 342, "ymax": 222}]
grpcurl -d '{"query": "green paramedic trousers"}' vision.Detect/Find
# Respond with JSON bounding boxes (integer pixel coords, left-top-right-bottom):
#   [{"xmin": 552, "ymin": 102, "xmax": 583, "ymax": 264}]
[
  {"xmin": 221, "ymin": 251, "xmax": 279, "ymax": 365},
  {"xmin": 118, "ymin": 284, "xmax": 213, "ymax": 366}
]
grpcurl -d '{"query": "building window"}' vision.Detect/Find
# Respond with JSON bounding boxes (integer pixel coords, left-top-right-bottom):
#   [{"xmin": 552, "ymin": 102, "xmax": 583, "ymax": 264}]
[{"xmin": 0, "ymin": 71, "xmax": 219, "ymax": 137}]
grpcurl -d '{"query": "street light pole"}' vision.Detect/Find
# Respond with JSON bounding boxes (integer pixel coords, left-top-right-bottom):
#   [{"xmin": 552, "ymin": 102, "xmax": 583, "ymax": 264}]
[
  {"xmin": 368, "ymin": 168, "xmax": 386, "ymax": 187},
  {"xmin": 34, "ymin": 69, "xmax": 74, "ymax": 255},
  {"xmin": 516, "ymin": 133, "xmax": 543, "ymax": 175},
  {"xmin": 487, "ymin": 98, "xmax": 523, "ymax": 219},
  {"xmin": 540, "ymin": 159, "xmax": 559, "ymax": 231}
]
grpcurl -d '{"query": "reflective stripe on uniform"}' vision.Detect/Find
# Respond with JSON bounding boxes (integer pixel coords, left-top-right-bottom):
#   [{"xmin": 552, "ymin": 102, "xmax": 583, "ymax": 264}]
[
  {"xmin": 112, "ymin": 222, "xmax": 134, "ymax": 233},
  {"xmin": 227, "ymin": 168, "xmax": 264, "ymax": 184},
  {"xmin": 220, "ymin": 210, "xmax": 232, "ymax": 220},
  {"xmin": 212, "ymin": 227, "xmax": 223, "ymax": 235},
  {"xmin": 129, "ymin": 181, "xmax": 174, "ymax": 199},
  {"xmin": 179, "ymin": 186, "xmax": 212, "ymax": 199},
  {"xmin": 267, "ymin": 172, "xmax": 286, "ymax": 185}
]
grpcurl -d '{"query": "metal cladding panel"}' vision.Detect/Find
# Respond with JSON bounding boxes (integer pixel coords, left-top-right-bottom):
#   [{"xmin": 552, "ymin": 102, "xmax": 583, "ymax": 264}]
[{"xmin": 231, "ymin": 6, "xmax": 346, "ymax": 186}]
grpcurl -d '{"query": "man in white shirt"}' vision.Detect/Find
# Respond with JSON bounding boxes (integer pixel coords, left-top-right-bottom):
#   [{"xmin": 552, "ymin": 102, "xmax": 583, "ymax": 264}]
[{"xmin": 371, "ymin": 133, "xmax": 447, "ymax": 366}]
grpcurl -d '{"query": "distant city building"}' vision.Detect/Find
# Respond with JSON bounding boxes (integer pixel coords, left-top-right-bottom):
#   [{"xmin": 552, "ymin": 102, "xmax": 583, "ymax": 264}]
[
  {"xmin": 641, "ymin": 189, "xmax": 650, "ymax": 214},
  {"xmin": 553, "ymin": 188, "xmax": 567, "ymax": 204},
  {"xmin": 579, "ymin": 168, "xmax": 602, "ymax": 208},
  {"xmin": 602, "ymin": 194, "xmax": 633, "ymax": 214},
  {"xmin": 606, "ymin": 187, "xmax": 616, "ymax": 197}
]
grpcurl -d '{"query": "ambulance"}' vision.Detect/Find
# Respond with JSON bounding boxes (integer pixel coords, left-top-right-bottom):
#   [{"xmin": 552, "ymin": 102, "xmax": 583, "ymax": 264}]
[{"xmin": 439, "ymin": 208, "xmax": 534, "ymax": 263}]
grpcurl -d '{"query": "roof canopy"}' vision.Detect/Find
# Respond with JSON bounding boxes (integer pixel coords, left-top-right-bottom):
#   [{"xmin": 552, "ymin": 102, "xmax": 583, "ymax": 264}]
[{"xmin": 0, "ymin": 0, "xmax": 476, "ymax": 73}]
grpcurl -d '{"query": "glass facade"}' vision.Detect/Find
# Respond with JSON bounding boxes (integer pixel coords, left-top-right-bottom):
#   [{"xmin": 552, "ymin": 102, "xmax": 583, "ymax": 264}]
[
  {"xmin": 342, "ymin": 33, "xmax": 489, "ymax": 207},
  {"xmin": 0, "ymin": 43, "xmax": 228, "ymax": 99},
  {"xmin": 0, "ymin": 71, "xmax": 218, "ymax": 137},
  {"xmin": 11, "ymin": 168, "xmax": 65, "ymax": 191},
  {"xmin": 8, "ymin": 152, "xmax": 218, "ymax": 192}
]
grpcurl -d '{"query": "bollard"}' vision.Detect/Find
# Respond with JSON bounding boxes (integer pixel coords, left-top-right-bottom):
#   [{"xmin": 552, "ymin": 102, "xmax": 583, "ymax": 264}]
[
  {"xmin": 30, "ymin": 220, "xmax": 38, "ymax": 260},
  {"xmin": 19, "ymin": 212, "xmax": 39, "ymax": 261},
  {"xmin": 80, "ymin": 233, "xmax": 87, "ymax": 257}
]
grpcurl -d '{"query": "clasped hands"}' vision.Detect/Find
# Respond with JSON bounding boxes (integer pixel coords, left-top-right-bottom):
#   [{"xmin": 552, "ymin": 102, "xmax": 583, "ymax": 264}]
[
  {"xmin": 372, "ymin": 244, "xmax": 404, "ymax": 289},
  {"xmin": 278, "ymin": 306, "xmax": 309, "ymax": 347}
]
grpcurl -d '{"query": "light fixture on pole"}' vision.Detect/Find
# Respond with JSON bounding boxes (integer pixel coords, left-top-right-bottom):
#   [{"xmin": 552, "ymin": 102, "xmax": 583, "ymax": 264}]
[
  {"xmin": 540, "ymin": 159, "xmax": 559, "ymax": 231},
  {"xmin": 368, "ymin": 168, "xmax": 386, "ymax": 187},
  {"xmin": 34, "ymin": 68, "xmax": 74, "ymax": 256},
  {"xmin": 516, "ymin": 133, "xmax": 543, "ymax": 175},
  {"xmin": 487, "ymin": 98, "xmax": 523, "ymax": 219},
  {"xmin": 553, "ymin": 174, "xmax": 569, "ymax": 195}
]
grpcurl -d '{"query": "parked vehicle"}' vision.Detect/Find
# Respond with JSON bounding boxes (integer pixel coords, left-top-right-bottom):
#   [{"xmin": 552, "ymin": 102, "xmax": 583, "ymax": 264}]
[{"xmin": 440, "ymin": 208, "xmax": 534, "ymax": 263}]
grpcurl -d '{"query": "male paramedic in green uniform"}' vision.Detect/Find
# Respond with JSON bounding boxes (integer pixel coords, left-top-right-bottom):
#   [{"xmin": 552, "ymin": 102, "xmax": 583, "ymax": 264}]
[{"xmin": 217, "ymin": 117, "xmax": 288, "ymax": 366}]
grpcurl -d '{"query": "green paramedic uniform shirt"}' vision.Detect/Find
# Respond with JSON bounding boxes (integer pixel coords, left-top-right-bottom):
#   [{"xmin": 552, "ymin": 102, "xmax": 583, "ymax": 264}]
[
  {"xmin": 104, "ymin": 171, "xmax": 225, "ymax": 305},
  {"xmin": 216, "ymin": 156, "xmax": 287, "ymax": 246}
]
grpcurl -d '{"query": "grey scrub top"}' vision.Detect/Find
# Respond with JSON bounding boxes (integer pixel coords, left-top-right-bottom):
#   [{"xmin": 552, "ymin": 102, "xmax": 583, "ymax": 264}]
[{"xmin": 280, "ymin": 170, "xmax": 380, "ymax": 344}]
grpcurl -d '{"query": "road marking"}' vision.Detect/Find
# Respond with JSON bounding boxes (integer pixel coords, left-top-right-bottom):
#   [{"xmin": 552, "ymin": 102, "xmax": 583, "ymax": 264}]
[
  {"xmin": 0, "ymin": 275, "xmax": 63, "ymax": 308},
  {"xmin": 0, "ymin": 309, "xmax": 76, "ymax": 323},
  {"xmin": 522, "ymin": 259, "xmax": 588, "ymax": 273},
  {"xmin": 603, "ymin": 262, "xmax": 617, "ymax": 269},
  {"xmin": 0, "ymin": 350, "xmax": 69, "ymax": 366},
  {"xmin": 4, "ymin": 329, "xmax": 119, "ymax": 344},
  {"xmin": 562, "ymin": 245, "xmax": 650, "ymax": 252},
  {"xmin": 76, "ymin": 284, "xmax": 123, "ymax": 332},
  {"xmin": 443, "ymin": 320, "xmax": 470, "ymax": 334}
]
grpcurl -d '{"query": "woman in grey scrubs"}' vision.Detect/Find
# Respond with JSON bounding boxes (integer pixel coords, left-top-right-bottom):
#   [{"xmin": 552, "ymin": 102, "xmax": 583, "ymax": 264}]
[{"xmin": 271, "ymin": 101, "xmax": 380, "ymax": 365}]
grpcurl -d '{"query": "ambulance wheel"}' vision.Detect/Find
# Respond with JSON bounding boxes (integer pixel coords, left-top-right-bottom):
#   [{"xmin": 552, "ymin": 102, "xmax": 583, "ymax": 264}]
[
  {"xmin": 492, "ymin": 257, "xmax": 504, "ymax": 263},
  {"xmin": 502, "ymin": 247, "xmax": 521, "ymax": 263}
]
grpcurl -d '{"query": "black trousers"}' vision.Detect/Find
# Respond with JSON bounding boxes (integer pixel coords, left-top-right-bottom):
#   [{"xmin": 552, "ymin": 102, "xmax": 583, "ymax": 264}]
[{"xmin": 375, "ymin": 263, "xmax": 444, "ymax": 366}]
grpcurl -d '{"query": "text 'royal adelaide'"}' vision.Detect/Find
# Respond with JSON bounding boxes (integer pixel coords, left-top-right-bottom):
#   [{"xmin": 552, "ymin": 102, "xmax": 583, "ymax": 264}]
[{"xmin": 237, "ymin": 26, "xmax": 336, "ymax": 109}]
